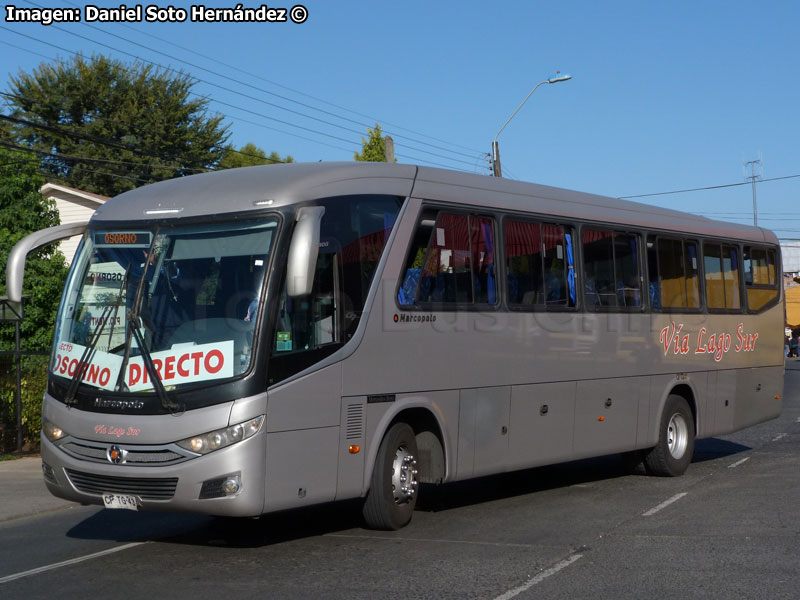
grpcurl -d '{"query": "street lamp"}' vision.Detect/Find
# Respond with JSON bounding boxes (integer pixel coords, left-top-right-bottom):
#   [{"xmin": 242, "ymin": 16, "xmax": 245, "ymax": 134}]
[{"xmin": 492, "ymin": 72, "xmax": 572, "ymax": 177}]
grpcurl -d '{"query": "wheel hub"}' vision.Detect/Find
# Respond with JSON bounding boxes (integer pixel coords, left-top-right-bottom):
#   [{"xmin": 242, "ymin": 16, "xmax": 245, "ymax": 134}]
[
  {"xmin": 667, "ymin": 412, "xmax": 688, "ymax": 459},
  {"xmin": 391, "ymin": 445, "xmax": 418, "ymax": 504}
]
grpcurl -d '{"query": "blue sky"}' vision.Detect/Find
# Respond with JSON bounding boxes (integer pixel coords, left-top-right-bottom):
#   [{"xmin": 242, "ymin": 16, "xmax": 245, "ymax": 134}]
[{"xmin": 1, "ymin": 0, "xmax": 798, "ymax": 238}]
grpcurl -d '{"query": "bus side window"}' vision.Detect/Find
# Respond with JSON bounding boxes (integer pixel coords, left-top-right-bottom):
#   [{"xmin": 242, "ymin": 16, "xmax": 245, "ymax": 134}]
[
  {"xmin": 704, "ymin": 243, "xmax": 741, "ymax": 310},
  {"xmin": 398, "ymin": 210, "xmax": 497, "ymax": 307},
  {"xmin": 649, "ymin": 236, "xmax": 700, "ymax": 310},
  {"xmin": 743, "ymin": 246, "xmax": 779, "ymax": 311},
  {"xmin": 504, "ymin": 220, "xmax": 575, "ymax": 309},
  {"xmin": 269, "ymin": 195, "xmax": 402, "ymax": 385},
  {"xmin": 582, "ymin": 229, "xmax": 640, "ymax": 309}
]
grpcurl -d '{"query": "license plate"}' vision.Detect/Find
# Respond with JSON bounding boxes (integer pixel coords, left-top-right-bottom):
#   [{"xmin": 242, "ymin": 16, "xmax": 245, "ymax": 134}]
[{"xmin": 102, "ymin": 493, "xmax": 139, "ymax": 511}]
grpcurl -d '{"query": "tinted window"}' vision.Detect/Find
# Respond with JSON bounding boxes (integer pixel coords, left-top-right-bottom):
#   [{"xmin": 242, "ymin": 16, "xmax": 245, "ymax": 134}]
[
  {"xmin": 703, "ymin": 243, "xmax": 742, "ymax": 310},
  {"xmin": 744, "ymin": 246, "xmax": 779, "ymax": 311},
  {"xmin": 504, "ymin": 220, "xmax": 575, "ymax": 308},
  {"xmin": 398, "ymin": 211, "xmax": 497, "ymax": 307},
  {"xmin": 269, "ymin": 195, "xmax": 402, "ymax": 385},
  {"xmin": 582, "ymin": 229, "xmax": 641, "ymax": 309},
  {"xmin": 647, "ymin": 237, "xmax": 700, "ymax": 309}
]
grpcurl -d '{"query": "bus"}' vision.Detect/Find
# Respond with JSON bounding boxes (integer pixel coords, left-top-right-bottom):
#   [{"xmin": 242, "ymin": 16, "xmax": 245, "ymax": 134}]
[{"xmin": 7, "ymin": 162, "xmax": 784, "ymax": 530}]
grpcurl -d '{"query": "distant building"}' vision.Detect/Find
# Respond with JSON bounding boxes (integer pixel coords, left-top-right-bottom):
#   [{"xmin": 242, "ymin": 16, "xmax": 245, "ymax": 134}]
[
  {"xmin": 782, "ymin": 241, "xmax": 800, "ymax": 277},
  {"xmin": 40, "ymin": 183, "xmax": 109, "ymax": 264}
]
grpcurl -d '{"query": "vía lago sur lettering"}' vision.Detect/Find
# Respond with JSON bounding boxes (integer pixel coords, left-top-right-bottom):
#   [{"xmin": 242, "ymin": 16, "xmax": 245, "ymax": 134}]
[{"xmin": 659, "ymin": 321, "xmax": 759, "ymax": 362}]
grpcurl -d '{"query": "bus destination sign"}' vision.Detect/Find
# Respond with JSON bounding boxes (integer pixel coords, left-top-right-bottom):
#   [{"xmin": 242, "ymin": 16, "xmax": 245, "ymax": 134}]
[{"xmin": 94, "ymin": 231, "xmax": 153, "ymax": 248}]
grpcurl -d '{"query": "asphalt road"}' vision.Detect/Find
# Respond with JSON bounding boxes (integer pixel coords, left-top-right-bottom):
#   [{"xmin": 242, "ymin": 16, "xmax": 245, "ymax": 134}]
[{"xmin": 2, "ymin": 364, "xmax": 799, "ymax": 599}]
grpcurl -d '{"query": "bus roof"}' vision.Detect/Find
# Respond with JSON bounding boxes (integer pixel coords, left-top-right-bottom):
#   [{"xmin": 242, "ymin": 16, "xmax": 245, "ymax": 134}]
[{"xmin": 90, "ymin": 162, "xmax": 777, "ymax": 244}]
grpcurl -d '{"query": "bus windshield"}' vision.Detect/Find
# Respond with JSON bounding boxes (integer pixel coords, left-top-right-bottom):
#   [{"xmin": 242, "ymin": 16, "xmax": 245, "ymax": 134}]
[{"xmin": 51, "ymin": 219, "xmax": 278, "ymax": 394}]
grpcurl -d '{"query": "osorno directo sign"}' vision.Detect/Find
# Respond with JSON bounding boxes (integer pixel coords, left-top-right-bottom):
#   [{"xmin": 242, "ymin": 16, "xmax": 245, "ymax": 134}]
[{"xmin": 52, "ymin": 340, "xmax": 234, "ymax": 392}]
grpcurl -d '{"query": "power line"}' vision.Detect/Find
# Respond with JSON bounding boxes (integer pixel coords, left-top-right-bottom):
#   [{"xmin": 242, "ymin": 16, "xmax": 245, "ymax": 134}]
[
  {"xmin": 55, "ymin": 0, "xmax": 486, "ymax": 159},
  {"xmin": 1, "ymin": 27, "xmax": 481, "ymax": 171},
  {"xmin": 16, "ymin": 1, "xmax": 485, "ymax": 168},
  {"xmin": 0, "ymin": 140, "xmax": 155, "ymax": 184},
  {"xmin": 0, "ymin": 25, "xmax": 360, "ymax": 158},
  {"xmin": 620, "ymin": 173, "xmax": 800, "ymax": 199}
]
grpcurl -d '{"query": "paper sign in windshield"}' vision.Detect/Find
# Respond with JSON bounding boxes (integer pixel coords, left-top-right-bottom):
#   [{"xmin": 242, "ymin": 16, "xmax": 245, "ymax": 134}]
[{"xmin": 52, "ymin": 340, "xmax": 234, "ymax": 392}]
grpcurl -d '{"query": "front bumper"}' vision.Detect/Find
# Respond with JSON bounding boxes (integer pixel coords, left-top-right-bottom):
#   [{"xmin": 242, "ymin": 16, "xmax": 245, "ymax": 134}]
[{"xmin": 40, "ymin": 429, "xmax": 267, "ymax": 517}]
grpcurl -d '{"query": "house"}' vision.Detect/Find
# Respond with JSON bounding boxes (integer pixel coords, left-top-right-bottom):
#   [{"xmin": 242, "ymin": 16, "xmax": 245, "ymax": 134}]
[
  {"xmin": 782, "ymin": 241, "xmax": 800, "ymax": 278},
  {"xmin": 40, "ymin": 183, "xmax": 109, "ymax": 264}
]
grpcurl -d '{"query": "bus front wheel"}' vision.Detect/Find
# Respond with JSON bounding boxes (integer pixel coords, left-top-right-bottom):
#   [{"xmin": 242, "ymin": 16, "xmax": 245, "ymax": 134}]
[
  {"xmin": 644, "ymin": 395, "xmax": 695, "ymax": 477},
  {"xmin": 362, "ymin": 422, "xmax": 419, "ymax": 530}
]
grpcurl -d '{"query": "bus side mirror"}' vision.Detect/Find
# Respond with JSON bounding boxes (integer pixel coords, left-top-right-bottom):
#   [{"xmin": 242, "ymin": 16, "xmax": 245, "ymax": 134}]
[
  {"xmin": 6, "ymin": 222, "xmax": 89, "ymax": 303},
  {"xmin": 286, "ymin": 206, "xmax": 325, "ymax": 298}
]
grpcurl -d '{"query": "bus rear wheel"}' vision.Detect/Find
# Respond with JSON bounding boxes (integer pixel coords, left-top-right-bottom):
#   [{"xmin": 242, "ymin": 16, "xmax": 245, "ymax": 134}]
[
  {"xmin": 362, "ymin": 422, "xmax": 419, "ymax": 530},
  {"xmin": 644, "ymin": 395, "xmax": 695, "ymax": 477}
]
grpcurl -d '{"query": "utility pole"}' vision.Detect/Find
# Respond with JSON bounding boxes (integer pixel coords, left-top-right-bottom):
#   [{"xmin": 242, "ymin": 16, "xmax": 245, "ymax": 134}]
[
  {"xmin": 384, "ymin": 135, "xmax": 394, "ymax": 163},
  {"xmin": 744, "ymin": 159, "xmax": 761, "ymax": 227}
]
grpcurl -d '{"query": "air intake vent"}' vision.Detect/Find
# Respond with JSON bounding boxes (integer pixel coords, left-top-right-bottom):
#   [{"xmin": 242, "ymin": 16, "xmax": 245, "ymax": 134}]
[
  {"xmin": 65, "ymin": 469, "xmax": 178, "ymax": 500},
  {"xmin": 346, "ymin": 403, "xmax": 364, "ymax": 440}
]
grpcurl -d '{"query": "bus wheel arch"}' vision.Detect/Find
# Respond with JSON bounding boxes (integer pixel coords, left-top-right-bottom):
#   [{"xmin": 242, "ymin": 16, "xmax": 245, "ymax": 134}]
[
  {"xmin": 669, "ymin": 383, "xmax": 698, "ymax": 434},
  {"xmin": 396, "ymin": 408, "xmax": 446, "ymax": 485}
]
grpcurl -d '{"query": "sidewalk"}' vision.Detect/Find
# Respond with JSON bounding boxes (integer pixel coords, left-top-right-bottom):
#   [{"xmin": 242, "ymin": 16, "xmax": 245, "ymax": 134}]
[{"xmin": 0, "ymin": 457, "xmax": 74, "ymax": 522}]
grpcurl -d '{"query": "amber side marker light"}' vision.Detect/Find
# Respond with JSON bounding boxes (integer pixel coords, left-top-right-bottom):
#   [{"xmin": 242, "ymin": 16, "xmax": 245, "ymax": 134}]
[
  {"xmin": 597, "ymin": 416, "xmax": 605, "ymax": 422},
  {"xmin": 349, "ymin": 445, "xmax": 361, "ymax": 454},
  {"xmin": 775, "ymin": 395, "xmax": 781, "ymax": 400}
]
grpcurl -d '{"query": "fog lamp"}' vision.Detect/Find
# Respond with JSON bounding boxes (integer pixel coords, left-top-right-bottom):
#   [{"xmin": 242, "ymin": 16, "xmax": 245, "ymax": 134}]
[{"xmin": 222, "ymin": 477, "xmax": 241, "ymax": 495}]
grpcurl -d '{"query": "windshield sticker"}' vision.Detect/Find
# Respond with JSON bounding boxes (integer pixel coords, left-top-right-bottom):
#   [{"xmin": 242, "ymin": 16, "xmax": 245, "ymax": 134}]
[
  {"xmin": 52, "ymin": 340, "xmax": 234, "ymax": 392},
  {"xmin": 53, "ymin": 341, "xmax": 123, "ymax": 391},
  {"xmin": 659, "ymin": 322, "xmax": 759, "ymax": 362},
  {"xmin": 126, "ymin": 341, "xmax": 234, "ymax": 391},
  {"xmin": 275, "ymin": 331, "xmax": 292, "ymax": 352}
]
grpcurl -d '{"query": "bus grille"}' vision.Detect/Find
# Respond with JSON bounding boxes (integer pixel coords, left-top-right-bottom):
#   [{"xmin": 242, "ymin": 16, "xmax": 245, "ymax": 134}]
[
  {"xmin": 65, "ymin": 469, "xmax": 178, "ymax": 500},
  {"xmin": 58, "ymin": 440, "xmax": 191, "ymax": 466}
]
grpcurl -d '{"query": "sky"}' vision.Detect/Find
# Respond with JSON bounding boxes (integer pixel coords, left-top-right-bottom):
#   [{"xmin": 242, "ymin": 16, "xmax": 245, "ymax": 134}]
[{"xmin": 1, "ymin": 0, "xmax": 799, "ymax": 239}]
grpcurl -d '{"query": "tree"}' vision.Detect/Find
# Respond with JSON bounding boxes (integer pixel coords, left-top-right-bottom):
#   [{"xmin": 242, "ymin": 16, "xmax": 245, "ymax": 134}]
[
  {"xmin": 218, "ymin": 142, "xmax": 293, "ymax": 169},
  {"xmin": 354, "ymin": 124, "xmax": 394, "ymax": 162},
  {"xmin": 3, "ymin": 54, "xmax": 230, "ymax": 197},
  {"xmin": 0, "ymin": 147, "xmax": 68, "ymax": 352}
]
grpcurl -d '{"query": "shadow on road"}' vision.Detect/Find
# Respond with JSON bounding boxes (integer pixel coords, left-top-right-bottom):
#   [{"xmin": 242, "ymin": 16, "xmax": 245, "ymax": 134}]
[
  {"xmin": 692, "ymin": 437, "xmax": 751, "ymax": 463},
  {"xmin": 65, "ymin": 437, "xmax": 749, "ymax": 548}
]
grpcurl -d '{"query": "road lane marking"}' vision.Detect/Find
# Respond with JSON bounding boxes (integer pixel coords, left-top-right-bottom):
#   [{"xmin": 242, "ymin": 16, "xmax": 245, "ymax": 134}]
[
  {"xmin": 772, "ymin": 433, "xmax": 788, "ymax": 442},
  {"xmin": 728, "ymin": 457, "xmax": 750, "ymax": 469},
  {"xmin": 642, "ymin": 492, "xmax": 688, "ymax": 516},
  {"xmin": 492, "ymin": 554, "xmax": 583, "ymax": 600},
  {"xmin": 325, "ymin": 533, "xmax": 534, "ymax": 548},
  {"xmin": 0, "ymin": 542, "xmax": 148, "ymax": 584}
]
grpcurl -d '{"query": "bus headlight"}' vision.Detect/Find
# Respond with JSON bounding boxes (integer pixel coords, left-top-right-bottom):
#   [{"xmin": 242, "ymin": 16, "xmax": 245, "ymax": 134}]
[
  {"xmin": 177, "ymin": 415, "xmax": 264, "ymax": 455},
  {"xmin": 42, "ymin": 418, "xmax": 67, "ymax": 443}
]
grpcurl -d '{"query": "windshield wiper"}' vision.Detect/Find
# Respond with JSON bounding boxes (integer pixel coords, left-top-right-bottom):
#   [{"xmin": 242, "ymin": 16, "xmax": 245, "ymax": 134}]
[
  {"xmin": 114, "ymin": 232, "xmax": 183, "ymax": 414},
  {"xmin": 64, "ymin": 267, "xmax": 129, "ymax": 406}
]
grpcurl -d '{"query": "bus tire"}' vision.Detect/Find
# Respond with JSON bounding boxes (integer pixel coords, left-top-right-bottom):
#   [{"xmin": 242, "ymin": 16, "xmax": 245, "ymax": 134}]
[
  {"xmin": 362, "ymin": 422, "xmax": 419, "ymax": 530},
  {"xmin": 644, "ymin": 395, "xmax": 695, "ymax": 477}
]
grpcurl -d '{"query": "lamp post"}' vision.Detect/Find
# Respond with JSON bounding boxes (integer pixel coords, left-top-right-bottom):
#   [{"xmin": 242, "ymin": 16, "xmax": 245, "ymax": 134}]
[{"xmin": 492, "ymin": 72, "xmax": 572, "ymax": 177}]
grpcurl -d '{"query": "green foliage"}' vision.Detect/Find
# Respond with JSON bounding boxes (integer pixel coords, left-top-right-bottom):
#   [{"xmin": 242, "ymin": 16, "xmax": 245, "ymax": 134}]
[
  {"xmin": 0, "ymin": 356, "xmax": 48, "ymax": 452},
  {"xmin": 0, "ymin": 147, "xmax": 68, "ymax": 353},
  {"xmin": 5, "ymin": 54, "xmax": 230, "ymax": 197},
  {"xmin": 218, "ymin": 142, "xmax": 294, "ymax": 169},
  {"xmin": 354, "ymin": 124, "xmax": 394, "ymax": 162}
]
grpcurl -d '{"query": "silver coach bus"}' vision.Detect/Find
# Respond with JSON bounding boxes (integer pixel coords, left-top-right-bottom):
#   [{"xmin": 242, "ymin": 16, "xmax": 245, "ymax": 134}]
[{"xmin": 7, "ymin": 162, "xmax": 784, "ymax": 529}]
